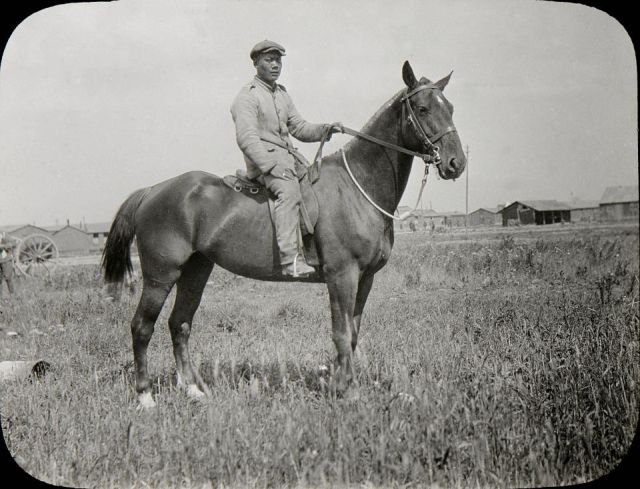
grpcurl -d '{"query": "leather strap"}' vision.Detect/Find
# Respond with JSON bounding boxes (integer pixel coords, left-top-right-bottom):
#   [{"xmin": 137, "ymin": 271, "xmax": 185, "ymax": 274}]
[
  {"xmin": 400, "ymin": 82, "xmax": 441, "ymax": 101},
  {"xmin": 340, "ymin": 126, "xmax": 441, "ymax": 163},
  {"xmin": 312, "ymin": 125, "xmax": 333, "ymax": 170}
]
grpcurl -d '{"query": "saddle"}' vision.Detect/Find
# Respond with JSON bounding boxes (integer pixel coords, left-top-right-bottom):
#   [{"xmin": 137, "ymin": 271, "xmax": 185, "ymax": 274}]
[{"xmin": 222, "ymin": 161, "xmax": 320, "ymax": 266}]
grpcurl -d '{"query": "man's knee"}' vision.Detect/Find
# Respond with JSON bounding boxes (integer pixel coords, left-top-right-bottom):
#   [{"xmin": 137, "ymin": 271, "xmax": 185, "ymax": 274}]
[{"xmin": 266, "ymin": 178, "xmax": 301, "ymax": 204}]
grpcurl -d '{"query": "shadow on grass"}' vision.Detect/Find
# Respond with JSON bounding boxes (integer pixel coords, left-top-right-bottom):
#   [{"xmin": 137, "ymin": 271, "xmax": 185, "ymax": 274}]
[
  {"xmin": 200, "ymin": 358, "xmax": 333, "ymax": 395},
  {"xmin": 110, "ymin": 358, "xmax": 355, "ymax": 397}
]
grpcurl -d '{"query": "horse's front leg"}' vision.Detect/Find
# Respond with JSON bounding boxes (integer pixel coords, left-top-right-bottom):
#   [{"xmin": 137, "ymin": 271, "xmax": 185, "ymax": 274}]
[
  {"xmin": 353, "ymin": 272, "xmax": 375, "ymax": 352},
  {"xmin": 326, "ymin": 264, "xmax": 360, "ymax": 393}
]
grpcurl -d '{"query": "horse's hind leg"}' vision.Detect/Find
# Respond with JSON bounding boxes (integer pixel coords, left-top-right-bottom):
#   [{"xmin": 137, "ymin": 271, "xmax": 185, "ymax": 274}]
[
  {"xmin": 131, "ymin": 279, "xmax": 175, "ymax": 409},
  {"xmin": 168, "ymin": 252, "xmax": 214, "ymax": 400}
]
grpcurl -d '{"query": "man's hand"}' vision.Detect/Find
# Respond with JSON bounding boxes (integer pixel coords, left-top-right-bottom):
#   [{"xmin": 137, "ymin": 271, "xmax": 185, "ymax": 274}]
[
  {"xmin": 269, "ymin": 163, "xmax": 296, "ymax": 181},
  {"xmin": 329, "ymin": 122, "xmax": 344, "ymax": 134},
  {"xmin": 324, "ymin": 122, "xmax": 344, "ymax": 141}
]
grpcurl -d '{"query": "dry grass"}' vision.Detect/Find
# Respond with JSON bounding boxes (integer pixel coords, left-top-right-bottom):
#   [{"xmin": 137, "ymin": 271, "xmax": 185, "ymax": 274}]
[{"xmin": 1, "ymin": 224, "xmax": 638, "ymax": 488}]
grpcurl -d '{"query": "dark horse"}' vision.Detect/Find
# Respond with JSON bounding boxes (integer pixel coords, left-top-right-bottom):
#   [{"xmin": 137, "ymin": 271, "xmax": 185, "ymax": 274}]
[{"xmin": 102, "ymin": 62, "xmax": 466, "ymax": 408}]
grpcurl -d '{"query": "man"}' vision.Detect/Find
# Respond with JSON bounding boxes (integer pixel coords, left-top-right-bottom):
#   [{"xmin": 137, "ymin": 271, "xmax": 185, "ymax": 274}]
[
  {"xmin": 0, "ymin": 233, "xmax": 17, "ymax": 297},
  {"xmin": 230, "ymin": 40, "xmax": 342, "ymax": 277}
]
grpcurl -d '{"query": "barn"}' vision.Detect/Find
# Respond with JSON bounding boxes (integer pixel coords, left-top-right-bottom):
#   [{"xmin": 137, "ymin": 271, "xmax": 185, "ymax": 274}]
[
  {"xmin": 53, "ymin": 225, "xmax": 93, "ymax": 256},
  {"xmin": 468, "ymin": 207, "xmax": 501, "ymax": 227},
  {"xmin": 599, "ymin": 185, "xmax": 639, "ymax": 221},
  {"xmin": 501, "ymin": 200, "xmax": 572, "ymax": 226},
  {"xmin": 568, "ymin": 200, "xmax": 600, "ymax": 223}
]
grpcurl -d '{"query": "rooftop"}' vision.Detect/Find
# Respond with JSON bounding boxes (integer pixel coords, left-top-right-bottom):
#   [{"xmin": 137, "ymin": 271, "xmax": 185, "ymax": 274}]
[
  {"xmin": 509, "ymin": 200, "xmax": 573, "ymax": 211},
  {"xmin": 600, "ymin": 185, "xmax": 639, "ymax": 205}
]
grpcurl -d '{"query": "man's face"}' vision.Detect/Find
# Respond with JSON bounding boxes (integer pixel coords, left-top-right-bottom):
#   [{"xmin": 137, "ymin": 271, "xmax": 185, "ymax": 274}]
[{"xmin": 254, "ymin": 51, "xmax": 282, "ymax": 85}]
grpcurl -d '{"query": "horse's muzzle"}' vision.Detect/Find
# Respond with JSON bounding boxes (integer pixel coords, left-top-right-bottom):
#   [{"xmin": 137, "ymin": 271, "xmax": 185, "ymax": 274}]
[{"xmin": 440, "ymin": 157, "xmax": 465, "ymax": 180}]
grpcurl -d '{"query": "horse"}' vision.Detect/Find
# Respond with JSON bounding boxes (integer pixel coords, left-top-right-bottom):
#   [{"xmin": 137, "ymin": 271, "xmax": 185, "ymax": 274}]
[{"xmin": 101, "ymin": 61, "xmax": 466, "ymax": 408}]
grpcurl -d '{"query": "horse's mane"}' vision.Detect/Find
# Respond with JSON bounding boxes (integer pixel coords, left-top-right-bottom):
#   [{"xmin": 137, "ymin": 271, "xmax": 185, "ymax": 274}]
[
  {"xmin": 335, "ymin": 89, "xmax": 404, "ymax": 155},
  {"xmin": 330, "ymin": 76, "xmax": 435, "ymax": 157}
]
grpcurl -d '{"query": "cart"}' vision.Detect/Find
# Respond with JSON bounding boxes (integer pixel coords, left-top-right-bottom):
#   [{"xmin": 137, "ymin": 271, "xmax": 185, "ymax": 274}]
[{"xmin": 2, "ymin": 233, "xmax": 60, "ymax": 277}]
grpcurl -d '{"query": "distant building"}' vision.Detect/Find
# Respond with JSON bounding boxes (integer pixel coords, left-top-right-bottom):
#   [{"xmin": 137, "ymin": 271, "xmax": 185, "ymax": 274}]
[
  {"xmin": 394, "ymin": 207, "xmax": 466, "ymax": 231},
  {"xmin": 395, "ymin": 207, "xmax": 442, "ymax": 231},
  {"xmin": 6, "ymin": 224, "xmax": 54, "ymax": 239},
  {"xmin": 417, "ymin": 209, "xmax": 447, "ymax": 229},
  {"xmin": 84, "ymin": 222, "xmax": 111, "ymax": 251},
  {"xmin": 599, "ymin": 185, "xmax": 639, "ymax": 221},
  {"xmin": 501, "ymin": 200, "xmax": 572, "ymax": 226},
  {"xmin": 53, "ymin": 225, "xmax": 93, "ymax": 256},
  {"xmin": 568, "ymin": 200, "xmax": 600, "ymax": 223},
  {"xmin": 468, "ymin": 207, "xmax": 501, "ymax": 227},
  {"xmin": 1, "ymin": 220, "xmax": 125, "ymax": 256},
  {"xmin": 443, "ymin": 212, "xmax": 466, "ymax": 227}
]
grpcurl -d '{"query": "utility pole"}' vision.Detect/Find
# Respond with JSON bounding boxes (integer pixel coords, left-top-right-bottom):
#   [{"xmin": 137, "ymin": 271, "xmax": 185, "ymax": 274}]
[{"xmin": 465, "ymin": 145, "xmax": 469, "ymax": 232}]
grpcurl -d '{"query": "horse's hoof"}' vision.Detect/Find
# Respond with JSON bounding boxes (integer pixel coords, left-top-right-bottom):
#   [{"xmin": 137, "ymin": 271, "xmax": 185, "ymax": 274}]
[
  {"xmin": 329, "ymin": 374, "xmax": 353, "ymax": 399},
  {"xmin": 186, "ymin": 384, "xmax": 207, "ymax": 401},
  {"xmin": 136, "ymin": 392, "xmax": 157, "ymax": 410}
]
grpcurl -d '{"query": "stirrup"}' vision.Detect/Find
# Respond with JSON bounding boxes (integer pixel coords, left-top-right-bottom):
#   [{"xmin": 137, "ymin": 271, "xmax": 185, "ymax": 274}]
[{"xmin": 284, "ymin": 253, "xmax": 314, "ymax": 277}]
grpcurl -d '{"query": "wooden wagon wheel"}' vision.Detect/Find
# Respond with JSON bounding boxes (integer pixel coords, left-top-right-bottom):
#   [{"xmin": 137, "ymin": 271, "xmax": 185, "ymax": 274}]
[{"xmin": 15, "ymin": 234, "xmax": 59, "ymax": 276}]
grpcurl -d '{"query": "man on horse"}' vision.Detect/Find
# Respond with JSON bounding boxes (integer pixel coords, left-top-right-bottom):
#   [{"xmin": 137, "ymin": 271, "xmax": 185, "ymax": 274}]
[{"xmin": 230, "ymin": 40, "xmax": 342, "ymax": 277}]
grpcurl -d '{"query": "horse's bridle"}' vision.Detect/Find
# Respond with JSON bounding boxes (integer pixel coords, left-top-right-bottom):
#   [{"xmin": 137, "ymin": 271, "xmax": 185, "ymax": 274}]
[
  {"xmin": 313, "ymin": 82, "xmax": 457, "ymax": 171},
  {"xmin": 311, "ymin": 82, "xmax": 458, "ymax": 221},
  {"xmin": 400, "ymin": 83, "xmax": 457, "ymax": 166},
  {"xmin": 323, "ymin": 84, "xmax": 457, "ymax": 168}
]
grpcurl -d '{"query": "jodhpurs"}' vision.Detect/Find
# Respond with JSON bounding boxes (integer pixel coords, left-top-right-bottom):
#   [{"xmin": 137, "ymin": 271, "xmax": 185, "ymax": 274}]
[{"xmin": 262, "ymin": 172, "xmax": 302, "ymax": 266}]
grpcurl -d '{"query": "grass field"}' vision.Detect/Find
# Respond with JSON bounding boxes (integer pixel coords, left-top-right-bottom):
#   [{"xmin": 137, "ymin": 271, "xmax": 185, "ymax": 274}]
[{"xmin": 1, "ymin": 223, "xmax": 638, "ymax": 488}]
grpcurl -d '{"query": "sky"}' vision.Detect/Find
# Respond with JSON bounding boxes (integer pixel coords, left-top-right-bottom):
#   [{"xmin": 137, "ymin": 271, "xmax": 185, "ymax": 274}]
[{"xmin": 0, "ymin": 0, "xmax": 636, "ymax": 227}]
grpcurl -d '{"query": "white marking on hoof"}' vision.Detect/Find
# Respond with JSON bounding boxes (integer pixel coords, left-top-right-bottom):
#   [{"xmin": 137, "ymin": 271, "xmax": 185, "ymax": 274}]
[
  {"xmin": 186, "ymin": 384, "xmax": 206, "ymax": 400},
  {"xmin": 137, "ymin": 392, "xmax": 157, "ymax": 410}
]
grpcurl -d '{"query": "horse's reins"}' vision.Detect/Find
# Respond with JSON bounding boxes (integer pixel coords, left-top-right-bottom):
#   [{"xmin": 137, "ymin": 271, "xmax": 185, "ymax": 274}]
[{"xmin": 313, "ymin": 83, "xmax": 456, "ymax": 221}]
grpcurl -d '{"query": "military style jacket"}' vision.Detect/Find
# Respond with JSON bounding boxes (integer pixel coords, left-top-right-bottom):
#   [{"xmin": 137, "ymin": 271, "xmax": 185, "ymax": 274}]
[{"xmin": 230, "ymin": 76, "xmax": 329, "ymax": 179}]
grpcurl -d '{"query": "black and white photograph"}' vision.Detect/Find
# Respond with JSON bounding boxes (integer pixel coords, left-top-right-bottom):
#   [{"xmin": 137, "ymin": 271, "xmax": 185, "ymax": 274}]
[{"xmin": 0, "ymin": 0, "xmax": 638, "ymax": 487}]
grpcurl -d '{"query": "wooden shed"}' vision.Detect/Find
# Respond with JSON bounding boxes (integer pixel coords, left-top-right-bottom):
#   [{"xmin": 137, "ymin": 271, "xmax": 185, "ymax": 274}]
[
  {"xmin": 468, "ymin": 207, "xmax": 501, "ymax": 227},
  {"xmin": 53, "ymin": 225, "xmax": 93, "ymax": 256},
  {"xmin": 501, "ymin": 200, "xmax": 572, "ymax": 226},
  {"xmin": 599, "ymin": 185, "xmax": 639, "ymax": 221}
]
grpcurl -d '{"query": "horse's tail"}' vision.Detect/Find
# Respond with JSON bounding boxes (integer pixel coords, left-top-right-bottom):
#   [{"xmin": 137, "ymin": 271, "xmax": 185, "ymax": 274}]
[{"xmin": 101, "ymin": 187, "xmax": 149, "ymax": 284}]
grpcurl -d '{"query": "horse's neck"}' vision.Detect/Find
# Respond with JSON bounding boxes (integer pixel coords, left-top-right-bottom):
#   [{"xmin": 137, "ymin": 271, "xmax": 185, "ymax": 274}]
[{"xmin": 342, "ymin": 92, "xmax": 413, "ymax": 212}]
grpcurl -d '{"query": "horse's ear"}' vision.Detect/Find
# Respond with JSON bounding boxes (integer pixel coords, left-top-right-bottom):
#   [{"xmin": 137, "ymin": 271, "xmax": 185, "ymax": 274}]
[
  {"xmin": 434, "ymin": 71, "xmax": 453, "ymax": 91},
  {"xmin": 402, "ymin": 61, "xmax": 418, "ymax": 88}
]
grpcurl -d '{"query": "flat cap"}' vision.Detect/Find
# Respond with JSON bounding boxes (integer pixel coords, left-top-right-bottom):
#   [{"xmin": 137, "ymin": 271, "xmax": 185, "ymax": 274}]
[{"xmin": 250, "ymin": 40, "xmax": 286, "ymax": 60}]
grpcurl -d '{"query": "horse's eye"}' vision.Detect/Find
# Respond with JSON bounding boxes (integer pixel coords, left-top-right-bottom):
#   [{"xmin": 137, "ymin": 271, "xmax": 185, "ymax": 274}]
[{"xmin": 417, "ymin": 106, "xmax": 428, "ymax": 114}]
